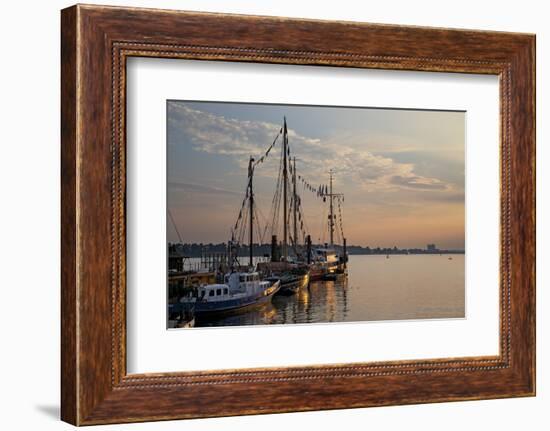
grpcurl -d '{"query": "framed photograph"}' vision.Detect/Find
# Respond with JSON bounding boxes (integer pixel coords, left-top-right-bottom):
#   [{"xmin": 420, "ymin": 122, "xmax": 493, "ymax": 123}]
[
  {"xmin": 61, "ymin": 4, "xmax": 535, "ymax": 425},
  {"xmin": 164, "ymin": 100, "xmax": 466, "ymax": 330}
]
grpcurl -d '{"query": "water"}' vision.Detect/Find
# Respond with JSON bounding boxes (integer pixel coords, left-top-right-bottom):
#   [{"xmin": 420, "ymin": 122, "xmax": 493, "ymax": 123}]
[{"xmin": 193, "ymin": 254, "xmax": 465, "ymax": 328}]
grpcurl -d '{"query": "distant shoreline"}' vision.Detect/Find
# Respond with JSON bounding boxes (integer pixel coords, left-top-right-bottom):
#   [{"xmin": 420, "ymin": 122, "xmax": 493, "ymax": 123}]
[
  {"xmin": 347, "ymin": 250, "xmax": 464, "ymax": 255},
  {"xmin": 168, "ymin": 242, "xmax": 465, "ymax": 258}
]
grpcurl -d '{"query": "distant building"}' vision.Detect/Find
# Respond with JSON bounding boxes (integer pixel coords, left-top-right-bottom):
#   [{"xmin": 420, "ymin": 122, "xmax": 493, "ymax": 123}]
[{"xmin": 426, "ymin": 244, "xmax": 437, "ymax": 251}]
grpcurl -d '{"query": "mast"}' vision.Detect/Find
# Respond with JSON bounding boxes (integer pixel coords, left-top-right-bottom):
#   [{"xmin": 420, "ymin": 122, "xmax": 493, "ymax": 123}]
[
  {"xmin": 282, "ymin": 117, "xmax": 288, "ymax": 260},
  {"xmin": 329, "ymin": 169, "xmax": 334, "ymax": 246},
  {"xmin": 248, "ymin": 156, "xmax": 255, "ymax": 267},
  {"xmin": 324, "ymin": 169, "xmax": 343, "ymax": 246},
  {"xmin": 293, "ymin": 156, "xmax": 298, "ymax": 251}
]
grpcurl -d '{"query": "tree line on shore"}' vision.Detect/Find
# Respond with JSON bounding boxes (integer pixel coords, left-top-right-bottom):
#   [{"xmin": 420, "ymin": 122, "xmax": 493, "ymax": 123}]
[{"xmin": 168, "ymin": 242, "xmax": 465, "ymax": 257}]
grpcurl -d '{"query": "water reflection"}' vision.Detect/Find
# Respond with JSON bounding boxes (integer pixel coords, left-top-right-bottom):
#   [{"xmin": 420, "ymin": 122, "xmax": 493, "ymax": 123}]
[
  {"xmin": 192, "ymin": 254, "xmax": 465, "ymax": 328},
  {"xmin": 195, "ymin": 277, "xmax": 349, "ymax": 327}
]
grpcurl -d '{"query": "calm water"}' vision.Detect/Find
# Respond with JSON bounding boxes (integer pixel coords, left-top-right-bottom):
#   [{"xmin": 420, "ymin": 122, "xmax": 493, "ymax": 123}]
[{"xmin": 194, "ymin": 254, "xmax": 465, "ymax": 328}]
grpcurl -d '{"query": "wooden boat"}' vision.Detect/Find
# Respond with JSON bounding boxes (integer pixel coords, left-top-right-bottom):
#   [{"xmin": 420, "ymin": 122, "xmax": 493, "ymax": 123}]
[
  {"xmin": 267, "ymin": 270, "xmax": 310, "ymax": 295},
  {"xmin": 257, "ymin": 261, "xmax": 310, "ymax": 295}
]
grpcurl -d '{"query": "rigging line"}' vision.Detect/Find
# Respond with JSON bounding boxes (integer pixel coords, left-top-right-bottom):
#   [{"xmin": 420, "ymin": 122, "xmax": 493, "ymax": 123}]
[
  {"xmin": 334, "ymin": 209, "xmax": 342, "ymax": 246},
  {"xmin": 257, "ymin": 202, "xmax": 271, "ymax": 242},
  {"xmin": 298, "ymin": 203, "xmax": 310, "ymax": 243},
  {"xmin": 297, "ymin": 173, "xmax": 328, "ymax": 201},
  {"xmin": 319, "ymin": 202, "xmax": 327, "ymax": 244},
  {"xmin": 286, "ymin": 190, "xmax": 293, "ymax": 246},
  {"xmin": 337, "ymin": 196, "xmax": 345, "ymax": 240},
  {"xmin": 253, "ymin": 128, "xmax": 282, "ymax": 168},
  {"xmin": 254, "ymin": 204, "xmax": 268, "ymax": 245},
  {"xmin": 268, "ymin": 140, "xmax": 284, "ymax": 219},
  {"xmin": 262, "ymin": 210, "xmax": 273, "ymax": 242},
  {"xmin": 298, "ymin": 191, "xmax": 313, "ymax": 242},
  {"xmin": 254, "ymin": 207, "xmax": 264, "ymax": 245},
  {"xmin": 243, "ymin": 203, "xmax": 250, "ymax": 245},
  {"xmin": 232, "ymin": 175, "xmax": 252, "ymax": 233},
  {"xmin": 168, "ymin": 209, "xmax": 183, "ymax": 243},
  {"xmin": 269, "ymin": 170, "xmax": 281, "ymax": 236},
  {"xmin": 269, "ymin": 139, "xmax": 285, "ymax": 237},
  {"xmin": 294, "ymin": 194, "xmax": 306, "ymax": 248},
  {"xmin": 238, "ymin": 201, "xmax": 249, "ymax": 245},
  {"xmin": 288, "ymin": 195, "xmax": 296, "ymax": 250},
  {"xmin": 273, "ymin": 159, "xmax": 283, "ymax": 226}
]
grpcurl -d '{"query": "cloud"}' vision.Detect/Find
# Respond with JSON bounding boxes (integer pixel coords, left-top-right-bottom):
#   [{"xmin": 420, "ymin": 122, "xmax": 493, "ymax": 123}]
[
  {"xmin": 389, "ymin": 175, "xmax": 447, "ymax": 190},
  {"xmin": 168, "ymin": 103, "xmax": 453, "ymax": 193},
  {"xmin": 168, "ymin": 181, "xmax": 242, "ymax": 197},
  {"xmin": 168, "ymin": 103, "xmax": 284, "ymax": 156}
]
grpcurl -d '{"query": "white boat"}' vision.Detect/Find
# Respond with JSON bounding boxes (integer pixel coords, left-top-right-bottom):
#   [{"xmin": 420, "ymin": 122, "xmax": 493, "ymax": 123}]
[{"xmin": 178, "ymin": 271, "xmax": 280, "ymax": 315}]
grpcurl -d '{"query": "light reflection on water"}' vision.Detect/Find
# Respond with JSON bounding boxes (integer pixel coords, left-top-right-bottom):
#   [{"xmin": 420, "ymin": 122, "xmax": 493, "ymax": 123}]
[{"xmin": 194, "ymin": 254, "xmax": 465, "ymax": 328}]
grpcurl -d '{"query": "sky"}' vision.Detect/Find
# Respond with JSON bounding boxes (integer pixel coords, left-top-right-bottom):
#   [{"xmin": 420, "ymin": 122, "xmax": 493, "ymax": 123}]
[{"xmin": 167, "ymin": 100, "xmax": 465, "ymax": 249}]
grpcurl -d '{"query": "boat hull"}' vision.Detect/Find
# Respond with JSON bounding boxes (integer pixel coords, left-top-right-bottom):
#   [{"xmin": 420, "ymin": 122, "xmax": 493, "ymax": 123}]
[
  {"xmin": 322, "ymin": 271, "xmax": 347, "ymax": 281},
  {"xmin": 180, "ymin": 280, "xmax": 281, "ymax": 315},
  {"xmin": 277, "ymin": 272, "xmax": 310, "ymax": 295},
  {"xmin": 309, "ymin": 266, "xmax": 327, "ymax": 281}
]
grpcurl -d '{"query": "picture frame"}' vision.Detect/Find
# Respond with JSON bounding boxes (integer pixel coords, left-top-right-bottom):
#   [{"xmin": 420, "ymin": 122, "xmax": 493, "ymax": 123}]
[{"xmin": 61, "ymin": 4, "xmax": 535, "ymax": 425}]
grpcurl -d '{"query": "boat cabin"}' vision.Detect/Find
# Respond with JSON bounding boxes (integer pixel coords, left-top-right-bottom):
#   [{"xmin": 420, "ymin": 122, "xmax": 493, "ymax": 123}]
[
  {"xmin": 181, "ymin": 271, "xmax": 267, "ymax": 302},
  {"xmin": 203, "ymin": 285, "xmax": 229, "ymax": 298},
  {"xmin": 313, "ymin": 248, "xmax": 339, "ymax": 264}
]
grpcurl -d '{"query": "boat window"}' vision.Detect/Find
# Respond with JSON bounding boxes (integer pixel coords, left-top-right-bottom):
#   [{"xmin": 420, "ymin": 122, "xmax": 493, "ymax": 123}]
[
  {"xmin": 239, "ymin": 275, "xmax": 245, "ymax": 282},
  {"xmin": 216, "ymin": 288, "xmax": 222, "ymax": 296},
  {"xmin": 208, "ymin": 290, "xmax": 214, "ymax": 297},
  {"xmin": 224, "ymin": 276, "xmax": 229, "ymax": 283},
  {"xmin": 223, "ymin": 288, "xmax": 228, "ymax": 295}
]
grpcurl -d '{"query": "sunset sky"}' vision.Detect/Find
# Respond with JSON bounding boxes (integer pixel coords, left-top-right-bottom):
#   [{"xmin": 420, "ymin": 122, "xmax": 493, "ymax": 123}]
[{"xmin": 167, "ymin": 101, "xmax": 465, "ymax": 249}]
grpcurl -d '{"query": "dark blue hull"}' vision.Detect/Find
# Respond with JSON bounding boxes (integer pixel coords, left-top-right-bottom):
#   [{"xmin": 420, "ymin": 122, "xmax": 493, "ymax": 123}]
[
  {"xmin": 176, "ymin": 281, "xmax": 280, "ymax": 316},
  {"xmin": 194, "ymin": 291, "xmax": 273, "ymax": 314}
]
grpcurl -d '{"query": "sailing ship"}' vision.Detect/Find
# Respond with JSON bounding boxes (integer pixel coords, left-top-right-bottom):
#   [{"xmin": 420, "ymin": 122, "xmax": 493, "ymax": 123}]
[
  {"xmin": 230, "ymin": 117, "xmax": 312, "ymax": 295},
  {"xmin": 261, "ymin": 119, "xmax": 348, "ymax": 286},
  {"xmin": 220, "ymin": 116, "xmax": 348, "ymax": 291},
  {"xmin": 308, "ymin": 169, "xmax": 348, "ymax": 280},
  {"xmin": 259, "ymin": 261, "xmax": 311, "ymax": 295},
  {"xmin": 168, "ymin": 116, "xmax": 349, "ymax": 321}
]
